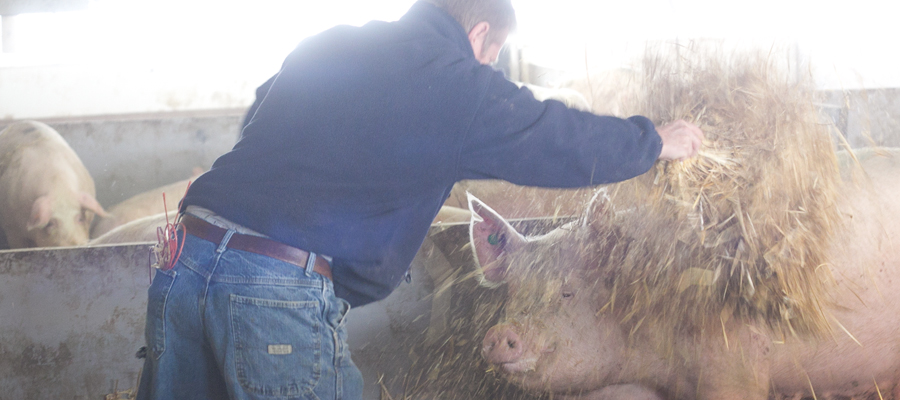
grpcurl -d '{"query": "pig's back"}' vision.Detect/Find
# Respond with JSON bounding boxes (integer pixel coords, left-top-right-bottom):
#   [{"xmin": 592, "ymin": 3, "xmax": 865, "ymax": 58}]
[
  {"xmin": 0, "ymin": 121, "xmax": 92, "ymax": 189},
  {"xmin": 768, "ymin": 148, "xmax": 900, "ymax": 397},
  {"xmin": 0, "ymin": 121, "xmax": 72, "ymax": 158},
  {"xmin": 89, "ymin": 211, "xmax": 176, "ymax": 245},
  {"xmin": 91, "ymin": 179, "xmax": 192, "ymax": 238}
]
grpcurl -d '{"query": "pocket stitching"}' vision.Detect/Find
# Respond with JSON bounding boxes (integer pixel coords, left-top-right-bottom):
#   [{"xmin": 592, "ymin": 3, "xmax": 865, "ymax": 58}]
[{"xmin": 230, "ymin": 293, "xmax": 322, "ymax": 397}]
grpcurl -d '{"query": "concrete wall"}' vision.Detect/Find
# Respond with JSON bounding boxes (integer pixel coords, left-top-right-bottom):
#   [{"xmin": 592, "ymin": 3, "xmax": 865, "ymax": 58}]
[
  {"xmin": 0, "ymin": 244, "xmax": 148, "ymax": 400},
  {"xmin": 0, "ymin": 238, "xmax": 436, "ymax": 400},
  {"xmin": 821, "ymin": 88, "xmax": 900, "ymax": 148},
  {"xmin": 0, "ymin": 61, "xmax": 267, "ymax": 121},
  {"xmin": 0, "ymin": 109, "xmax": 244, "ymax": 209}
]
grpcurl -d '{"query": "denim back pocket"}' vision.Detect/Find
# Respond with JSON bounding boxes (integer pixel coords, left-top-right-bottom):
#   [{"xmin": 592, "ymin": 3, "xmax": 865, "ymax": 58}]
[
  {"xmin": 146, "ymin": 268, "xmax": 177, "ymax": 359},
  {"xmin": 230, "ymin": 294, "xmax": 322, "ymax": 397}
]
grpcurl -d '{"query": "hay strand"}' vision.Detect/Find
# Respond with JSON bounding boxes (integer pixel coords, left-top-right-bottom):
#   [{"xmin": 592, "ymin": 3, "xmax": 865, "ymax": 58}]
[{"xmin": 593, "ymin": 42, "xmax": 843, "ymax": 338}]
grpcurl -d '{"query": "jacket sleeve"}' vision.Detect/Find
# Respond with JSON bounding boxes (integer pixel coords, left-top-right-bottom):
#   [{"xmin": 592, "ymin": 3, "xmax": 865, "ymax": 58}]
[{"xmin": 457, "ymin": 71, "xmax": 662, "ymax": 188}]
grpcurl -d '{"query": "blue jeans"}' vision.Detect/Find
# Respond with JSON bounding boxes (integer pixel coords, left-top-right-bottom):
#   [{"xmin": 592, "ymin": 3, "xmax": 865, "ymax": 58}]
[{"xmin": 136, "ymin": 231, "xmax": 363, "ymax": 399}]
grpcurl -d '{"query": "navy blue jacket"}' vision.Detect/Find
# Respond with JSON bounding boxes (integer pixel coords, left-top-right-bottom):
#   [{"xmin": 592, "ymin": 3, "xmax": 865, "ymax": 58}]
[{"xmin": 182, "ymin": 1, "xmax": 663, "ymax": 307}]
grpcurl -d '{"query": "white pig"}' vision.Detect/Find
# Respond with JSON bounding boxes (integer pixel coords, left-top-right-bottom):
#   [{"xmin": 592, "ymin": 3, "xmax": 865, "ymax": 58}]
[
  {"xmin": 516, "ymin": 82, "xmax": 592, "ymax": 112},
  {"xmin": 91, "ymin": 177, "xmax": 197, "ymax": 239},
  {"xmin": 473, "ymin": 148, "xmax": 900, "ymax": 399},
  {"xmin": 0, "ymin": 121, "xmax": 106, "ymax": 248},
  {"xmin": 89, "ymin": 211, "xmax": 178, "ymax": 245}
]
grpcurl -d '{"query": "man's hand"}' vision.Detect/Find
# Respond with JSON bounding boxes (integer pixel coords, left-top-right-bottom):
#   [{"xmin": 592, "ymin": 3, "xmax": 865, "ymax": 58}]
[{"xmin": 657, "ymin": 120, "xmax": 704, "ymax": 161}]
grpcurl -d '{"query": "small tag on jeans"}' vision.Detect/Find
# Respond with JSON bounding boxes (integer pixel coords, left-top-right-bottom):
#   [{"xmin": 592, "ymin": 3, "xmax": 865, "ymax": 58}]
[{"xmin": 268, "ymin": 344, "xmax": 293, "ymax": 355}]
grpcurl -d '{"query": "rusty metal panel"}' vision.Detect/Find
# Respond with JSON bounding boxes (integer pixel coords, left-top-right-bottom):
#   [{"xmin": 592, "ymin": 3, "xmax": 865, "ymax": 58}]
[
  {"xmin": 0, "ymin": 233, "xmax": 451, "ymax": 399},
  {"xmin": 0, "ymin": 244, "xmax": 150, "ymax": 400}
]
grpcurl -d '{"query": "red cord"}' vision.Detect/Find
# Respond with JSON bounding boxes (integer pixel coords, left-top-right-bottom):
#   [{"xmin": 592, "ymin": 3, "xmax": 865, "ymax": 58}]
[{"xmin": 155, "ymin": 181, "xmax": 192, "ymax": 271}]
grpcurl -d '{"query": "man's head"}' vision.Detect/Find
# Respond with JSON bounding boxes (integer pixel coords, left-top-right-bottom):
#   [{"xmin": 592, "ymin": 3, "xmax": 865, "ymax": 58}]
[{"xmin": 427, "ymin": 0, "xmax": 516, "ymax": 65}]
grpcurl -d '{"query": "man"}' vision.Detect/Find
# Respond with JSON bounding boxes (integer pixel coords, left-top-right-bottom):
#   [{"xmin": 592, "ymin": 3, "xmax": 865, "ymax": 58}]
[{"xmin": 137, "ymin": 0, "xmax": 704, "ymax": 399}]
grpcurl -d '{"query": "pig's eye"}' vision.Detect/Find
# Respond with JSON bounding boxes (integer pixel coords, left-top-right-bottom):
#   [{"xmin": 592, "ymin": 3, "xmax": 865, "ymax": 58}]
[{"xmin": 561, "ymin": 292, "xmax": 575, "ymax": 299}]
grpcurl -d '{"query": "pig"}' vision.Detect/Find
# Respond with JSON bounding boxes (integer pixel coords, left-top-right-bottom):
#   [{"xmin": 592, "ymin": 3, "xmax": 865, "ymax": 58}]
[
  {"xmin": 0, "ymin": 121, "xmax": 107, "ymax": 249},
  {"xmin": 89, "ymin": 210, "xmax": 178, "ymax": 245},
  {"xmin": 516, "ymin": 82, "xmax": 592, "ymax": 112},
  {"xmin": 558, "ymin": 68, "xmax": 641, "ymax": 117},
  {"xmin": 471, "ymin": 148, "xmax": 900, "ymax": 400},
  {"xmin": 91, "ymin": 176, "xmax": 198, "ymax": 238}
]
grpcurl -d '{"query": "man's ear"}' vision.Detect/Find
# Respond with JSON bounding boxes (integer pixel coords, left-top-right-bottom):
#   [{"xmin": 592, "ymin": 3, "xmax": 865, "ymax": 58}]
[{"xmin": 467, "ymin": 21, "xmax": 491, "ymax": 62}]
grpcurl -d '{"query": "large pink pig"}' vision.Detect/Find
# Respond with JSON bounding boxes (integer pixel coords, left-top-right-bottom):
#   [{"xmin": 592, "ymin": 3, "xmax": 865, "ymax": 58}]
[
  {"xmin": 472, "ymin": 149, "xmax": 900, "ymax": 399},
  {"xmin": 0, "ymin": 121, "xmax": 107, "ymax": 249}
]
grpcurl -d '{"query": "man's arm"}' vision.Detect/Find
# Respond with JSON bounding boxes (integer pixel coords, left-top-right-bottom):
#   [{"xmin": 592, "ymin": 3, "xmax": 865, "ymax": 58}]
[{"xmin": 457, "ymin": 72, "xmax": 677, "ymax": 187}]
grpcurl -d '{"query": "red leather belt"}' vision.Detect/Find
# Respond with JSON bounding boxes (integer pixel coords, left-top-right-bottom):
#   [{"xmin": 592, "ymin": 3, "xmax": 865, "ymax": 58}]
[{"xmin": 180, "ymin": 214, "xmax": 332, "ymax": 280}]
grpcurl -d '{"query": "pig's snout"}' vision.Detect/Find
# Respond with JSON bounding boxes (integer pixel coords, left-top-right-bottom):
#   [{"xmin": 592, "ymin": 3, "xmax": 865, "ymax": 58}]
[{"xmin": 483, "ymin": 323, "xmax": 525, "ymax": 364}]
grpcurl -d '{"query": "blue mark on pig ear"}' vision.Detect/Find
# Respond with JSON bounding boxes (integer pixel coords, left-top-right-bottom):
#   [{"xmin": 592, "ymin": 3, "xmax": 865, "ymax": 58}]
[{"xmin": 488, "ymin": 233, "xmax": 501, "ymax": 245}]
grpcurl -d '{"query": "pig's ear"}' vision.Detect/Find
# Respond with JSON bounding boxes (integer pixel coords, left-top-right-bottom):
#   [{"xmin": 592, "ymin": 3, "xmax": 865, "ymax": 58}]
[
  {"xmin": 79, "ymin": 192, "xmax": 109, "ymax": 218},
  {"xmin": 582, "ymin": 187, "xmax": 610, "ymax": 230},
  {"xmin": 27, "ymin": 196, "xmax": 53, "ymax": 231},
  {"xmin": 468, "ymin": 192, "xmax": 525, "ymax": 286}
]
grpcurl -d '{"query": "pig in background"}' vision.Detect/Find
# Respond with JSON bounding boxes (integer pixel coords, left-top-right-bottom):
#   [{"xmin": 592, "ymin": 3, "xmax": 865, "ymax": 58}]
[
  {"xmin": 472, "ymin": 148, "xmax": 900, "ymax": 400},
  {"xmin": 516, "ymin": 70, "xmax": 640, "ymax": 117},
  {"xmin": 89, "ymin": 210, "xmax": 178, "ymax": 245},
  {"xmin": 0, "ymin": 121, "xmax": 107, "ymax": 249},
  {"xmin": 557, "ymin": 68, "xmax": 640, "ymax": 117},
  {"xmin": 515, "ymin": 82, "xmax": 592, "ymax": 112},
  {"xmin": 91, "ymin": 170, "xmax": 202, "ymax": 239}
]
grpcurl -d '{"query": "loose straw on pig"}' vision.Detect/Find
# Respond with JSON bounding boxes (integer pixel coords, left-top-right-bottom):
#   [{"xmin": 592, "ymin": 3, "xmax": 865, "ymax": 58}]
[{"xmin": 596, "ymin": 43, "xmax": 843, "ymax": 339}]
